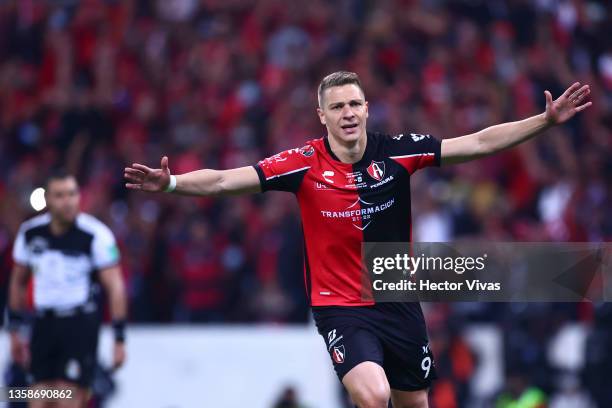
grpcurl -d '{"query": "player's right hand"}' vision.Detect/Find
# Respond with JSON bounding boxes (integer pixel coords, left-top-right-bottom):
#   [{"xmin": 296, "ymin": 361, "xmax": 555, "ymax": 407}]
[
  {"xmin": 10, "ymin": 332, "xmax": 30, "ymax": 368},
  {"xmin": 124, "ymin": 156, "xmax": 172, "ymax": 192}
]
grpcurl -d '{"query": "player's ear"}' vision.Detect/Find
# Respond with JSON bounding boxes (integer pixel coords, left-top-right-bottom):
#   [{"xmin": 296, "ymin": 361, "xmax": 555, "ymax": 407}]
[
  {"xmin": 365, "ymin": 100, "xmax": 369, "ymax": 119},
  {"xmin": 317, "ymin": 107, "xmax": 326, "ymax": 125}
]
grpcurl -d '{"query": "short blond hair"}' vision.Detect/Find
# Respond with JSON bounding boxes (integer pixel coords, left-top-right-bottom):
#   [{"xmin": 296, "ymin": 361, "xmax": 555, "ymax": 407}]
[{"xmin": 317, "ymin": 71, "xmax": 364, "ymax": 107}]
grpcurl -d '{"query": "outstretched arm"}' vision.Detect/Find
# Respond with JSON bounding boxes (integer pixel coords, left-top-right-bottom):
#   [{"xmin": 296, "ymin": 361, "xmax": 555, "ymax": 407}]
[
  {"xmin": 441, "ymin": 82, "xmax": 592, "ymax": 165},
  {"xmin": 124, "ymin": 156, "xmax": 261, "ymax": 196}
]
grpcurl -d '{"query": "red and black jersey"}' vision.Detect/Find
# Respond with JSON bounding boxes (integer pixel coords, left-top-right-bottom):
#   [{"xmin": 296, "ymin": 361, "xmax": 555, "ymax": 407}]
[{"xmin": 254, "ymin": 131, "xmax": 441, "ymax": 306}]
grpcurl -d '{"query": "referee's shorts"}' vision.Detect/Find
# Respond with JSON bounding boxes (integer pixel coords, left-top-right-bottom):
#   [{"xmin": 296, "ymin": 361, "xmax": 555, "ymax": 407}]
[{"xmin": 30, "ymin": 304, "xmax": 100, "ymax": 387}]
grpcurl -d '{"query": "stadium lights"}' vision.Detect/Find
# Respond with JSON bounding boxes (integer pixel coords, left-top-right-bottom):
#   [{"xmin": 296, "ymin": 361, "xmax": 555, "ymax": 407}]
[{"xmin": 30, "ymin": 187, "xmax": 46, "ymax": 211}]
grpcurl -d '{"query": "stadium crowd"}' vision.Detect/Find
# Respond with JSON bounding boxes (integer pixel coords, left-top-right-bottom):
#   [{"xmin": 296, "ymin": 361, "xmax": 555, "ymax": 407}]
[{"xmin": 0, "ymin": 0, "xmax": 610, "ymax": 406}]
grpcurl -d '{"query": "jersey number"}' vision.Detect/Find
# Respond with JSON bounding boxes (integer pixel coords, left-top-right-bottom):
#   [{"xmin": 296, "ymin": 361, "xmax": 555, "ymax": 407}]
[{"xmin": 421, "ymin": 356, "xmax": 431, "ymax": 379}]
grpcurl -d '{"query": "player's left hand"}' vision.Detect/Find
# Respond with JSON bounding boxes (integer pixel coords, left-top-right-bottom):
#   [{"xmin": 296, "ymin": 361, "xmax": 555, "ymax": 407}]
[
  {"xmin": 544, "ymin": 82, "xmax": 592, "ymax": 125},
  {"xmin": 112, "ymin": 342, "xmax": 126, "ymax": 370}
]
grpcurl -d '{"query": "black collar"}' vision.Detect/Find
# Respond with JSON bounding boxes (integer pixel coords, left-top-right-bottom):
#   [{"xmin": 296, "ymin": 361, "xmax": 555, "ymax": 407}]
[{"xmin": 323, "ymin": 132, "xmax": 372, "ymax": 167}]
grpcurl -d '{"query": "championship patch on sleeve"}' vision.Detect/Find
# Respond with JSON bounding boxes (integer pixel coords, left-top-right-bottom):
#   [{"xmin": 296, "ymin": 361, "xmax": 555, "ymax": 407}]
[
  {"xmin": 108, "ymin": 245, "xmax": 120, "ymax": 262},
  {"xmin": 300, "ymin": 145, "xmax": 315, "ymax": 157}
]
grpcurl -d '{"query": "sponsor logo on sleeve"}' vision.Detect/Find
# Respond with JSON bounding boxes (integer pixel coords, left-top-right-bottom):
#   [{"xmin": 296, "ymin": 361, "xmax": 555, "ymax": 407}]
[{"xmin": 410, "ymin": 133, "xmax": 431, "ymax": 142}]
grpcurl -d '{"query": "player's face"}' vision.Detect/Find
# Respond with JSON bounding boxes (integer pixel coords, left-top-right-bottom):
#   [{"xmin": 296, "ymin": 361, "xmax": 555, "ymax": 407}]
[
  {"xmin": 45, "ymin": 177, "xmax": 80, "ymax": 224},
  {"xmin": 317, "ymin": 84, "xmax": 368, "ymax": 144}
]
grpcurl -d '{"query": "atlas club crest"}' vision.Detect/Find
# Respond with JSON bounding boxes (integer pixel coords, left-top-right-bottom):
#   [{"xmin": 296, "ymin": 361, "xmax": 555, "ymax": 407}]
[
  {"xmin": 332, "ymin": 345, "xmax": 345, "ymax": 364},
  {"xmin": 367, "ymin": 161, "xmax": 385, "ymax": 181}
]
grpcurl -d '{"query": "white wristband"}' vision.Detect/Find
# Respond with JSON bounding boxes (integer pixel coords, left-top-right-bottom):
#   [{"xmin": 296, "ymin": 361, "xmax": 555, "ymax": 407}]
[{"xmin": 164, "ymin": 175, "xmax": 177, "ymax": 193}]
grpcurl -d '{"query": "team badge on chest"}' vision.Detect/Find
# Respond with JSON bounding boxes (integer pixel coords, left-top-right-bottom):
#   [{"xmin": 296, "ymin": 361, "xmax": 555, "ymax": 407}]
[{"xmin": 367, "ymin": 161, "xmax": 385, "ymax": 181}]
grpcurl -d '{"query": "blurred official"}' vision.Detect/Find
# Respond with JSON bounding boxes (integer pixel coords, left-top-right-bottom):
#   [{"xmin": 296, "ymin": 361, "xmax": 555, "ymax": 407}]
[{"xmin": 8, "ymin": 171, "xmax": 127, "ymax": 408}]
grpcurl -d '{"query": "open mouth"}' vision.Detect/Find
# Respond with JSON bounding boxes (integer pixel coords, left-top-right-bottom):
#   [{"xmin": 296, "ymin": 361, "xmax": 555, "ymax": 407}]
[{"xmin": 341, "ymin": 123, "xmax": 358, "ymax": 129}]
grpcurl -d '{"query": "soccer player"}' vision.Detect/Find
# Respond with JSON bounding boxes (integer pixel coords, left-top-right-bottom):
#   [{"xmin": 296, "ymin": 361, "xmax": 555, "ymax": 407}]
[
  {"xmin": 124, "ymin": 71, "xmax": 591, "ymax": 408},
  {"xmin": 8, "ymin": 171, "xmax": 127, "ymax": 408}
]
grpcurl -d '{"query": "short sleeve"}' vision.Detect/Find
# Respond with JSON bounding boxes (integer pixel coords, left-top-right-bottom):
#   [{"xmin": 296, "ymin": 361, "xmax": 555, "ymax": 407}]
[
  {"xmin": 387, "ymin": 132, "xmax": 441, "ymax": 174},
  {"xmin": 12, "ymin": 225, "xmax": 29, "ymax": 266},
  {"xmin": 253, "ymin": 145, "xmax": 313, "ymax": 193},
  {"xmin": 92, "ymin": 224, "xmax": 120, "ymax": 269}
]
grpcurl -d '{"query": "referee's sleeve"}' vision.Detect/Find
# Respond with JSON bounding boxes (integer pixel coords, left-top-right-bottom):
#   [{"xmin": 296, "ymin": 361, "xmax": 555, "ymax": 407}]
[
  {"xmin": 92, "ymin": 224, "xmax": 120, "ymax": 269},
  {"xmin": 12, "ymin": 225, "xmax": 28, "ymax": 266}
]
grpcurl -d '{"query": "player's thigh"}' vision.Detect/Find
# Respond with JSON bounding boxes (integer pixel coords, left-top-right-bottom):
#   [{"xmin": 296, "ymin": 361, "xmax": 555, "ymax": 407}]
[
  {"xmin": 29, "ymin": 381, "xmax": 55, "ymax": 408},
  {"xmin": 313, "ymin": 313, "xmax": 388, "ymax": 407},
  {"xmin": 314, "ymin": 311, "xmax": 384, "ymax": 380},
  {"xmin": 382, "ymin": 336, "xmax": 436, "ymax": 392},
  {"xmin": 54, "ymin": 380, "xmax": 89, "ymax": 408},
  {"xmin": 390, "ymin": 388, "xmax": 429, "ymax": 408},
  {"xmin": 342, "ymin": 361, "xmax": 390, "ymax": 408}
]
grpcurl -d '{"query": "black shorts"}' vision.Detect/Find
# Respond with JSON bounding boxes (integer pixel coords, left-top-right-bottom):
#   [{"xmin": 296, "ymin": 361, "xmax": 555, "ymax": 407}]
[
  {"xmin": 312, "ymin": 302, "xmax": 437, "ymax": 391},
  {"xmin": 30, "ymin": 310, "xmax": 100, "ymax": 387}
]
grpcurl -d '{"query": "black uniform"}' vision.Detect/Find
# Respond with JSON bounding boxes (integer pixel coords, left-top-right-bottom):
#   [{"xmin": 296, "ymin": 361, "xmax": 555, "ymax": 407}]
[{"xmin": 12, "ymin": 213, "xmax": 120, "ymax": 386}]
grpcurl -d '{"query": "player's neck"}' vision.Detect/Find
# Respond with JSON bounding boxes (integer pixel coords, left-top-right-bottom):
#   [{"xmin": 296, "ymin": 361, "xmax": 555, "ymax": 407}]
[
  {"xmin": 50, "ymin": 217, "xmax": 73, "ymax": 236},
  {"xmin": 327, "ymin": 132, "xmax": 367, "ymax": 164}
]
